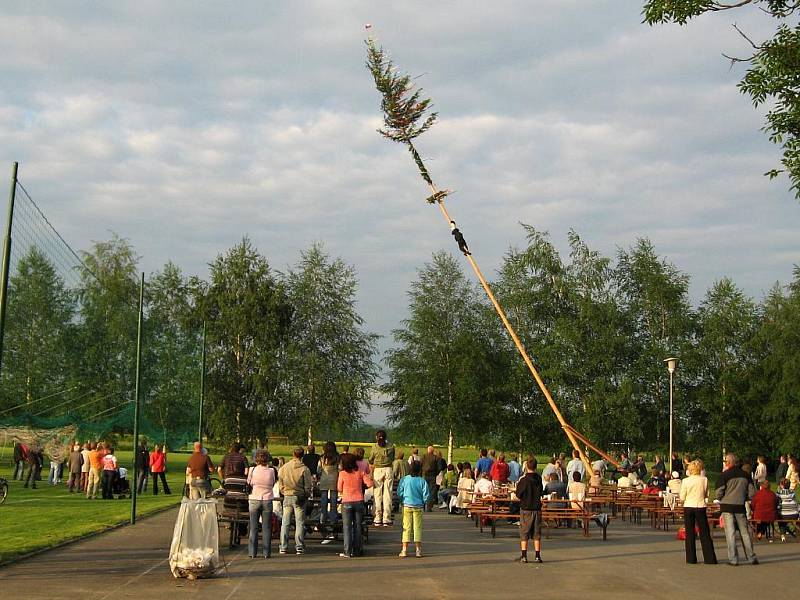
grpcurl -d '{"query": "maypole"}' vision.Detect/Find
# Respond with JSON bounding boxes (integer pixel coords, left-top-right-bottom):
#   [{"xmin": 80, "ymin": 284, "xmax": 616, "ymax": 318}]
[{"xmin": 365, "ymin": 33, "xmax": 615, "ymax": 473}]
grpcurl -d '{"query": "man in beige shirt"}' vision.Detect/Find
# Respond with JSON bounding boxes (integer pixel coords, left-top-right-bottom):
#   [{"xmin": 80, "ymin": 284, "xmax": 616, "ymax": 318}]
[{"xmin": 278, "ymin": 448, "xmax": 313, "ymax": 555}]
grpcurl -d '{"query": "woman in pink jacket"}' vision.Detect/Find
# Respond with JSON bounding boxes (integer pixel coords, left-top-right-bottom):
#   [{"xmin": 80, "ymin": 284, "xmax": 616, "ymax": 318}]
[{"xmin": 337, "ymin": 452, "xmax": 373, "ymax": 558}]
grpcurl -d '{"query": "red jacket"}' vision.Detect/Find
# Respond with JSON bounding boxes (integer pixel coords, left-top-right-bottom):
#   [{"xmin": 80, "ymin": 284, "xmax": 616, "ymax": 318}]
[
  {"xmin": 751, "ymin": 488, "xmax": 779, "ymax": 522},
  {"xmin": 149, "ymin": 450, "xmax": 166, "ymax": 473},
  {"xmin": 490, "ymin": 460, "xmax": 510, "ymax": 483}
]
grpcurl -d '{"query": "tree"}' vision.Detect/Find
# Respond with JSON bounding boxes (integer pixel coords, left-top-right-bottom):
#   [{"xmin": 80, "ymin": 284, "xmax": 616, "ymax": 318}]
[
  {"xmin": 558, "ymin": 231, "xmax": 635, "ymax": 448},
  {"xmin": 200, "ymin": 238, "xmax": 292, "ymax": 445},
  {"xmin": 493, "ymin": 227, "xmax": 570, "ymax": 452},
  {"xmin": 76, "ymin": 235, "xmax": 139, "ymax": 416},
  {"xmin": 643, "ymin": 1, "xmax": 800, "ymax": 198},
  {"xmin": 143, "ymin": 262, "xmax": 201, "ymax": 446},
  {"xmin": 693, "ymin": 278, "xmax": 759, "ymax": 459},
  {"xmin": 615, "ymin": 238, "xmax": 694, "ymax": 449},
  {"xmin": 1, "ymin": 247, "xmax": 76, "ymax": 411},
  {"xmin": 746, "ymin": 271, "xmax": 800, "ymax": 453},
  {"xmin": 285, "ymin": 243, "xmax": 378, "ymax": 445}
]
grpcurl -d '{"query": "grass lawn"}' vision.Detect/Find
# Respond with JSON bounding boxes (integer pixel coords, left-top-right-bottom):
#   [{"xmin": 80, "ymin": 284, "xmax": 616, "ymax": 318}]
[{"xmin": 0, "ymin": 449, "xmax": 219, "ymax": 564}]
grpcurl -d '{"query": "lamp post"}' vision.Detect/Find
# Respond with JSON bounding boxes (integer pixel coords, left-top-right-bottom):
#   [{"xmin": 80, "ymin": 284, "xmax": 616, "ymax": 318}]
[{"xmin": 664, "ymin": 357, "xmax": 678, "ymax": 470}]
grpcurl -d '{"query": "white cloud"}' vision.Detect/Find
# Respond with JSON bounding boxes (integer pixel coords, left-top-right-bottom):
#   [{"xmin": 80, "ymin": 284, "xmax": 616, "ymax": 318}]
[{"xmin": 0, "ymin": 2, "xmax": 798, "ymax": 425}]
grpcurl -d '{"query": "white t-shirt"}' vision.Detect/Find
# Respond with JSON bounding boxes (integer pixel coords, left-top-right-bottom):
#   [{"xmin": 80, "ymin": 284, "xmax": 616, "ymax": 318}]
[{"xmin": 474, "ymin": 478, "xmax": 494, "ymax": 496}]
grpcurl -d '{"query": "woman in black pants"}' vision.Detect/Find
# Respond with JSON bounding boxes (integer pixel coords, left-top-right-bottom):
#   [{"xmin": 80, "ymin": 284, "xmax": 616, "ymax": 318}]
[{"xmin": 679, "ymin": 460, "xmax": 717, "ymax": 564}]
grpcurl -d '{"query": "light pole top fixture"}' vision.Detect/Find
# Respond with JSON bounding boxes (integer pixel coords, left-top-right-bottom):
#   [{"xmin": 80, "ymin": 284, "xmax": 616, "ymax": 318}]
[{"xmin": 664, "ymin": 357, "xmax": 678, "ymax": 374}]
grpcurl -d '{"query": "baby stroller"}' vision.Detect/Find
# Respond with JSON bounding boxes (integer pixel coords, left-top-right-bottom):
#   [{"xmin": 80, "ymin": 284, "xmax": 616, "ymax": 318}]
[
  {"xmin": 114, "ymin": 467, "xmax": 131, "ymax": 499},
  {"xmin": 212, "ymin": 476, "xmax": 250, "ymax": 548}
]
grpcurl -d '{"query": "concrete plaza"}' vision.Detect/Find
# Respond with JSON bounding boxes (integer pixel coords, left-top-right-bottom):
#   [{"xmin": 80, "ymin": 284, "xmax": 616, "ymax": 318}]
[{"xmin": 0, "ymin": 508, "xmax": 797, "ymax": 600}]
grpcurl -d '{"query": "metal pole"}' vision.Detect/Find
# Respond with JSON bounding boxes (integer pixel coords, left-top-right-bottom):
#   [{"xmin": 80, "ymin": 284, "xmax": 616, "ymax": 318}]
[
  {"xmin": 198, "ymin": 321, "xmax": 206, "ymax": 443},
  {"xmin": 669, "ymin": 370, "xmax": 674, "ymax": 473},
  {"xmin": 0, "ymin": 162, "xmax": 19, "ymax": 377},
  {"xmin": 131, "ymin": 272, "xmax": 144, "ymax": 525}
]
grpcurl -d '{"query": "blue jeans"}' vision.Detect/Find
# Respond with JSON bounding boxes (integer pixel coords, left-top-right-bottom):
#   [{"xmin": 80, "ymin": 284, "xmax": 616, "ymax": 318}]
[
  {"xmin": 248, "ymin": 499, "xmax": 273, "ymax": 557},
  {"xmin": 722, "ymin": 511, "xmax": 756, "ymax": 565},
  {"xmin": 342, "ymin": 501, "xmax": 364, "ymax": 557},
  {"xmin": 280, "ymin": 495, "xmax": 306, "ymax": 552},
  {"xmin": 320, "ymin": 489, "xmax": 338, "ymax": 525}
]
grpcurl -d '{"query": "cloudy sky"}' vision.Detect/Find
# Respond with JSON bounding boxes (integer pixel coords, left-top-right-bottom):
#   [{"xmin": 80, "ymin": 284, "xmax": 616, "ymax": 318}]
[{"xmin": 2, "ymin": 2, "xmax": 799, "ymax": 421}]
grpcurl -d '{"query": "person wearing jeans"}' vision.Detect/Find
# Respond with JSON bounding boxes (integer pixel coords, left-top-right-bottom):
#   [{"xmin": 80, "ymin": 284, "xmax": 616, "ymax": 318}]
[
  {"xmin": 318, "ymin": 442, "xmax": 340, "ymax": 538},
  {"xmin": 337, "ymin": 452, "xmax": 374, "ymax": 557},
  {"xmin": 247, "ymin": 450, "xmax": 275, "ymax": 558},
  {"xmin": 278, "ymin": 448, "xmax": 313, "ymax": 555},
  {"xmin": 368, "ymin": 430, "xmax": 395, "ymax": 526},
  {"xmin": 715, "ymin": 452, "xmax": 757, "ymax": 566}
]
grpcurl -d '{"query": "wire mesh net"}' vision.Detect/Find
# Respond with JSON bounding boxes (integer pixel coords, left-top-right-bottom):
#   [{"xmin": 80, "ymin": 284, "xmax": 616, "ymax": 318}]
[{"xmin": 0, "ymin": 177, "xmax": 199, "ymax": 451}]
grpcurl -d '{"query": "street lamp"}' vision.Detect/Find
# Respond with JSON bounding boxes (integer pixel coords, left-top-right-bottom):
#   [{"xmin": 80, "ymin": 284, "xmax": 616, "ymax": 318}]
[{"xmin": 664, "ymin": 357, "xmax": 678, "ymax": 471}]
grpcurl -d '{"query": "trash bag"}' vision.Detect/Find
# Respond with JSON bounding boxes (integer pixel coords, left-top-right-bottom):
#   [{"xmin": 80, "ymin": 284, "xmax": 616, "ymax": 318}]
[{"xmin": 169, "ymin": 498, "xmax": 220, "ymax": 579}]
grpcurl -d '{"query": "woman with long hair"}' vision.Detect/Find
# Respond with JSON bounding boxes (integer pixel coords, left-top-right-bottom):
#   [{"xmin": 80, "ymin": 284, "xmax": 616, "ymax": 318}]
[
  {"xmin": 336, "ymin": 452, "xmax": 373, "ymax": 558},
  {"xmin": 247, "ymin": 450, "xmax": 276, "ymax": 558},
  {"xmin": 318, "ymin": 441, "xmax": 340, "ymax": 540}
]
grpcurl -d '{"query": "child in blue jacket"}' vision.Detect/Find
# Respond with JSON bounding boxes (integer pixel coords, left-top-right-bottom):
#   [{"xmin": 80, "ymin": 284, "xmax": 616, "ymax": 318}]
[{"xmin": 396, "ymin": 460, "xmax": 429, "ymax": 558}]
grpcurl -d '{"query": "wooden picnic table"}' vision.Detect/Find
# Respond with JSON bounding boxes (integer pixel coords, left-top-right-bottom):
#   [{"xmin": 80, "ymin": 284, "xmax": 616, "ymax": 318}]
[{"xmin": 541, "ymin": 498, "xmax": 613, "ymax": 540}]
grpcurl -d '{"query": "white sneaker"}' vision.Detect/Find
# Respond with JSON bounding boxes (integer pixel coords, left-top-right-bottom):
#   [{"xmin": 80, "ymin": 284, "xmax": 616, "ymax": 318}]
[{"xmin": 438, "ymin": 503, "xmax": 447, "ymax": 509}]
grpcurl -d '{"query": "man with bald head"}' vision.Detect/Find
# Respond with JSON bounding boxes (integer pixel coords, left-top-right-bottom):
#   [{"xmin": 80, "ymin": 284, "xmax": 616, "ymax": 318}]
[
  {"xmin": 420, "ymin": 446, "xmax": 441, "ymax": 512},
  {"xmin": 186, "ymin": 441, "xmax": 215, "ymax": 499}
]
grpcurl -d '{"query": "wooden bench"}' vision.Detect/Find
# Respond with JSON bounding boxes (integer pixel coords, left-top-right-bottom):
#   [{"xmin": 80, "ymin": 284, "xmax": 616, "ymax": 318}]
[
  {"xmin": 749, "ymin": 518, "xmax": 800, "ymax": 542},
  {"xmin": 541, "ymin": 504, "xmax": 614, "ymax": 540}
]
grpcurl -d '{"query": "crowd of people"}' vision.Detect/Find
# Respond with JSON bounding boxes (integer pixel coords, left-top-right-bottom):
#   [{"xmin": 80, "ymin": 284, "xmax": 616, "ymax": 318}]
[
  {"xmin": 11, "ymin": 434, "xmax": 799, "ymax": 567},
  {"xmin": 11, "ymin": 440, "xmax": 172, "ymax": 498}
]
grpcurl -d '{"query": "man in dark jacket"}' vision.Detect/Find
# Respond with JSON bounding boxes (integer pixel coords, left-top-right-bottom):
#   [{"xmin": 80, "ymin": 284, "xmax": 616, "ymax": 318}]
[
  {"xmin": 515, "ymin": 458, "xmax": 544, "ymax": 563},
  {"xmin": 716, "ymin": 453, "xmax": 757, "ymax": 566},
  {"xmin": 420, "ymin": 446, "xmax": 440, "ymax": 512},
  {"xmin": 24, "ymin": 446, "xmax": 42, "ymax": 489},
  {"xmin": 135, "ymin": 442, "xmax": 150, "ymax": 494}
]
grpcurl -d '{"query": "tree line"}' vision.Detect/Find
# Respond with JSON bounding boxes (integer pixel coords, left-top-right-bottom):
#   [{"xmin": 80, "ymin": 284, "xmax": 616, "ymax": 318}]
[
  {"xmin": 1, "ymin": 226, "xmax": 797, "ymax": 461},
  {"xmin": 0, "ymin": 236, "xmax": 377, "ymax": 448},
  {"xmin": 383, "ymin": 225, "xmax": 800, "ymax": 462}
]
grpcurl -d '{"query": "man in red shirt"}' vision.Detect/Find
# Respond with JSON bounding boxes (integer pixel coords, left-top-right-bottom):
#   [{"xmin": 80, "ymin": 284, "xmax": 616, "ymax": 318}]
[{"xmin": 490, "ymin": 453, "xmax": 510, "ymax": 484}]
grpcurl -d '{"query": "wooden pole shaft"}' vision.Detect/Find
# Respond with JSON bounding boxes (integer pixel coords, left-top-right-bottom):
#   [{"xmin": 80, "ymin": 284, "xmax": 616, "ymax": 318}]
[{"xmin": 427, "ymin": 180, "xmax": 592, "ymax": 473}]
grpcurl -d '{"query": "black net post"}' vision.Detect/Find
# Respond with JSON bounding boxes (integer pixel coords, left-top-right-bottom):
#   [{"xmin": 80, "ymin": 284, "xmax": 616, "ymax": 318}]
[
  {"xmin": 0, "ymin": 162, "xmax": 18, "ymax": 377},
  {"xmin": 131, "ymin": 272, "xmax": 144, "ymax": 525}
]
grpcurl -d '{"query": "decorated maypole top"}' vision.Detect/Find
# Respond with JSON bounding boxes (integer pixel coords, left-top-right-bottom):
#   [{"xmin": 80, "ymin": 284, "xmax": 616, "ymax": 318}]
[{"xmin": 365, "ymin": 30, "xmax": 616, "ymax": 473}]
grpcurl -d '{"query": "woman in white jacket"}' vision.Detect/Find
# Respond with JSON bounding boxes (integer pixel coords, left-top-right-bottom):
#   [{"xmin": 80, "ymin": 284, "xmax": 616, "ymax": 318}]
[{"xmin": 679, "ymin": 460, "xmax": 717, "ymax": 565}]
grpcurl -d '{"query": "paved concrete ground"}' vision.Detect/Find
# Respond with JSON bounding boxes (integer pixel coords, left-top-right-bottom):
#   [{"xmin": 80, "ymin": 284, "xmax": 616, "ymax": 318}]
[{"xmin": 0, "ymin": 508, "xmax": 797, "ymax": 600}]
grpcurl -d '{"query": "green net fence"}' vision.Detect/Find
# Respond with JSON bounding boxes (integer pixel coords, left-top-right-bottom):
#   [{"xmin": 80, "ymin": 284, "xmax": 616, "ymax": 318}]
[{"xmin": 0, "ymin": 173, "xmax": 200, "ymax": 455}]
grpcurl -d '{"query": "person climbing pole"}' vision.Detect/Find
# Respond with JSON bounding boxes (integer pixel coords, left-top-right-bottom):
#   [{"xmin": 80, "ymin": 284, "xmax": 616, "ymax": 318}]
[{"xmin": 450, "ymin": 221, "xmax": 471, "ymax": 255}]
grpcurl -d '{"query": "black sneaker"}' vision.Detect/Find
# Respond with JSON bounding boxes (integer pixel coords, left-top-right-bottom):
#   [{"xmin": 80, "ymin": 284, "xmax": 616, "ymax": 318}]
[
  {"xmin": 296, "ymin": 548, "xmax": 305, "ymax": 555},
  {"xmin": 534, "ymin": 556, "xmax": 543, "ymax": 563},
  {"xmin": 514, "ymin": 556, "xmax": 528, "ymax": 563}
]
